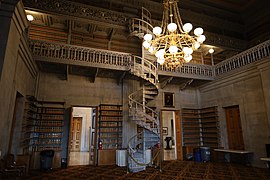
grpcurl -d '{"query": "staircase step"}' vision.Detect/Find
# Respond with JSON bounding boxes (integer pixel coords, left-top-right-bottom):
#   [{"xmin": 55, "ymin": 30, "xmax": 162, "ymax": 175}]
[
  {"xmin": 145, "ymin": 95, "xmax": 155, "ymax": 100},
  {"xmin": 129, "ymin": 166, "xmax": 146, "ymax": 173},
  {"xmin": 144, "ymin": 90, "xmax": 158, "ymax": 95}
]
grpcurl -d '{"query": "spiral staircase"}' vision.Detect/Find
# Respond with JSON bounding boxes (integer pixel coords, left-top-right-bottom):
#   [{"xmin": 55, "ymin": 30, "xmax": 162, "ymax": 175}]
[
  {"xmin": 126, "ymin": 7, "xmax": 162, "ymax": 173},
  {"xmin": 127, "ymin": 55, "xmax": 160, "ymax": 173}
]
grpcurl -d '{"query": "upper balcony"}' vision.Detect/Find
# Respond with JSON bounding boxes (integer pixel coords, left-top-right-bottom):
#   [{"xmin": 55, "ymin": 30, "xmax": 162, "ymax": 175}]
[{"xmin": 29, "ymin": 38, "xmax": 270, "ymax": 87}]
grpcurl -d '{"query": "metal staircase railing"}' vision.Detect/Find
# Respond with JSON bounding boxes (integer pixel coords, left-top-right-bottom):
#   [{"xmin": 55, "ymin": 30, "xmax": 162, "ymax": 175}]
[
  {"xmin": 127, "ymin": 55, "xmax": 160, "ymax": 173},
  {"xmin": 126, "ymin": 7, "xmax": 160, "ymax": 173}
]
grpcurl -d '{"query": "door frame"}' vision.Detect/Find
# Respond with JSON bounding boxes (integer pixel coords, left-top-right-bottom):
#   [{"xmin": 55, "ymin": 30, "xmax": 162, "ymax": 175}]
[
  {"xmin": 160, "ymin": 109, "xmax": 182, "ymax": 161},
  {"xmin": 67, "ymin": 106, "xmax": 96, "ymax": 166}
]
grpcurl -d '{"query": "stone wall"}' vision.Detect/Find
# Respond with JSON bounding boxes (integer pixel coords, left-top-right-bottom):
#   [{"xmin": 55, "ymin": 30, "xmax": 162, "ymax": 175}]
[
  {"xmin": 199, "ymin": 57, "xmax": 270, "ymax": 167},
  {"xmin": 0, "ymin": 1, "xmax": 38, "ymax": 158}
]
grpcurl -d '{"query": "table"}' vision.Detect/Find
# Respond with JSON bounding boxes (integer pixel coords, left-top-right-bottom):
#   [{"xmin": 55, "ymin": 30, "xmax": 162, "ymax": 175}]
[
  {"xmin": 214, "ymin": 149, "xmax": 253, "ymax": 165},
  {"xmin": 260, "ymin": 157, "xmax": 270, "ymax": 169}
]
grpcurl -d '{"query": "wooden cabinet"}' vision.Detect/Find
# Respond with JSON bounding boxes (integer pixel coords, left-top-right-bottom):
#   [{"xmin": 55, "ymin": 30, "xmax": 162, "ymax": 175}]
[
  {"xmin": 97, "ymin": 104, "xmax": 122, "ymax": 165},
  {"xmin": 182, "ymin": 106, "xmax": 219, "ymax": 150},
  {"xmin": 98, "ymin": 149, "xmax": 116, "ymax": 165}
]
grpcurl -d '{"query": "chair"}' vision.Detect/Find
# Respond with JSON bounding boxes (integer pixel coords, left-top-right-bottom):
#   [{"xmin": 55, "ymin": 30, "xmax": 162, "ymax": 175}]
[
  {"xmin": 0, "ymin": 159, "xmax": 21, "ymax": 179},
  {"xmin": 5, "ymin": 154, "xmax": 26, "ymax": 178}
]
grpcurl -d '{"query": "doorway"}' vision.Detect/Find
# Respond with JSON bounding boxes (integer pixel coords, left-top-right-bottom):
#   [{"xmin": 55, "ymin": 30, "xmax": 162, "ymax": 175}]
[
  {"xmin": 225, "ymin": 105, "xmax": 244, "ymax": 150},
  {"xmin": 68, "ymin": 107, "xmax": 96, "ymax": 166},
  {"xmin": 161, "ymin": 111, "xmax": 177, "ymax": 160}
]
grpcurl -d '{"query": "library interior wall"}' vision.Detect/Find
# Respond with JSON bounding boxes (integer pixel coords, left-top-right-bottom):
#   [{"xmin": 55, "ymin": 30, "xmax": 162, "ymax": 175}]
[
  {"xmin": 199, "ymin": 57, "xmax": 270, "ymax": 167},
  {"xmin": 0, "ymin": 1, "xmax": 37, "ymax": 158}
]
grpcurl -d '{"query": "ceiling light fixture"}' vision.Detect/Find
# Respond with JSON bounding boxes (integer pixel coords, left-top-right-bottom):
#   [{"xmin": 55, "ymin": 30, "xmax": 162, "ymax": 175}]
[
  {"xmin": 209, "ymin": 48, "xmax": 214, "ymax": 54},
  {"xmin": 26, "ymin": 14, "xmax": 34, "ymax": 21},
  {"xmin": 142, "ymin": 0, "xmax": 206, "ymax": 68}
]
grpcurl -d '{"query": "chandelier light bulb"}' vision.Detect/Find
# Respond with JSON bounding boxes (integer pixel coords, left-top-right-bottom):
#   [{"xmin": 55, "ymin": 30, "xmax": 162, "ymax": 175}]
[
  {"xmin": 184, "ymin": 54, "xmax": 192, "ymax": 62},
  {"xmin": 148, "ymin": 46, "xmax": 154, "ymax": 53},
  {"xmin": 193, "ymin": 42, "xmax": 201, "ymax": 49},
  {"xmin": 183, "ymin": 23, "xmax": 193, "ymax": 33},
  {"xmin": 27, "ymin": 14, "xmax": 34, "ymax": 21},
  {"xmin": 169, "ymin": 45, "xmax": 178, "ymax": 54},
  {"xmin": 183, "ymin": 47, "xmax": 193, "ymax": 55},
  {"xmin": 157, "ymin": 57, "xmax": 165, "ymax": 65},
  {"xmin": 209, "ymin": 48, "xmax": 214, "ymax": 54},
  {"xmin": 143, "ymin": 41, "xmax": 151, "ymax": 48},
  {"xmin": 153, "ymin": 26, "xmax": 162, "ymax": 35},
  {"xmin": 197, "ymin": 35, "xmax": 206, "ymax": 43},
  {"xmin": 155, "ymin": 49, "xmax": 165, "ymax": 58},
  {"xmin": 167, "ymin": 23, "xmax": 177, "ymax": 32},
  {"xmin": 194, "ymin": 27, "xmax": 203, "ymax": 36},
  {"xmin": 144, "ymin": 34, "xmax": 152, "ymax": 41}
]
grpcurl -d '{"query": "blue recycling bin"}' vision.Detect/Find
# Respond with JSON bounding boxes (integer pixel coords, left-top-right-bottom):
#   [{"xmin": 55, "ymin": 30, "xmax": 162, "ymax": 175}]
[
  {"xmin": 40, "ymin": 150, "xmax": 54, "ymax": 170},
  {"xmin": 200, "ymin": 147, "xmax": 211, "ymax": 162},
  {"xmin": 194, "ymin": 148, "xmax": 202, "ymax": 162}
]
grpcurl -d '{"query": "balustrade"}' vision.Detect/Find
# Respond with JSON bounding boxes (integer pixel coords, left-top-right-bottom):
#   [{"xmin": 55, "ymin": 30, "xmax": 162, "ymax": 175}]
[
  {"xmin": 30, "ymin": 40, "xmax": 131, "ymax": 68},
  {"xmin": 29, "ymin": 39, "xmax": 270, "ymax": 79},
  {"xmin": 215, "ymin": 39, "xmax": 270, "ymax": 76}
]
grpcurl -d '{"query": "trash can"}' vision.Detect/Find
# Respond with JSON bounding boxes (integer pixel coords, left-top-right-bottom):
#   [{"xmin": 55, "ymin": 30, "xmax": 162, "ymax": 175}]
[
  {"xmin": 193, "ymin": 148, "xmax": 201, "ymax": 162},
  {"xmin": 61, "ymin": 158, "xmax": 67, "ymax": 168},
  {"xmin": 200, "ymin": 147, "xmax": 211, "ymax": 162},
  {"xmin": 40, "ymin": 150, "xmax": 54, "ymax": 170}
]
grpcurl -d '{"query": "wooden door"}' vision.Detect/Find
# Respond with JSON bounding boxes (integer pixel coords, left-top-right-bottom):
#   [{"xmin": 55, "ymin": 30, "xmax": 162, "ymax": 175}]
[
  {"xmin": 175, "ymin": 110, "xmax": 183, "ymax": 160},
  {"xmin": 70, "ymin": 117, "xmax": 82, "ymax": 152},
  {"xmin": 225, "ymin": 106, "xmax": 244, "ymax": 150}
]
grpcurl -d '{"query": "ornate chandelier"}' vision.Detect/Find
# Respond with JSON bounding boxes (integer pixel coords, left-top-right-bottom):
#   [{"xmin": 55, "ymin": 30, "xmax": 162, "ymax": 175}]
[{"xmin": 142, "ymin": 0, "xmax": 206, "ymax": 68}]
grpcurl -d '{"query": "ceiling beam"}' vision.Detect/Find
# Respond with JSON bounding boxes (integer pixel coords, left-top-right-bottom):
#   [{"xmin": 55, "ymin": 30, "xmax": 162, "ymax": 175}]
[
  {"xmin": 108, "ymin": 28, "xmax": 115, "ymax": 50},
  {"xmin": 90, "ymin": 67, "xmax": 99, "ymax": 83},
  {"xmin": 180, "ymin": 79, "xmax": 194, "ymax": 91},
  {"xmin": 159, "ymin": 77, "xmax": 173, "ymax": 89}
]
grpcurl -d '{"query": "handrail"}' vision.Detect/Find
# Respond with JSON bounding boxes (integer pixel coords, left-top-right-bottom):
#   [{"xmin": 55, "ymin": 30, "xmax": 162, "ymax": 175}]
[
  {"xmin": 29, "ymin": 39, "xmax": 216, "ymax": 79},
  {"xmin": 158, "ymin": 63, "xmax": 214, "ymax": 78},
  {"xmin": 215, "ymin": 39, "xmax": 270, "ymax": 76},
  {"xmin": 128, "ymin": 89, "xmax": 159, "ymax": 124},
  {"xmin": 29, "ymin": 39, "xmax": 132, "ymax": 68},
  {"xmin": 130, "ymin": 18, "xmax": 153, "ymax": 35},
  {"xmin": 131, "ymin": 56, "xmax": 159, "ymax": 87},
  {"xmin": 130, "ymin": 16, "xmax": 270, "ymax": 78},
  {"xmin": 29, "ymin": 39, "xmax": 270, "ymax": 79},
  {"xmin": 127, "ymin": 131, "xmax": 160, "ymax": 170}
]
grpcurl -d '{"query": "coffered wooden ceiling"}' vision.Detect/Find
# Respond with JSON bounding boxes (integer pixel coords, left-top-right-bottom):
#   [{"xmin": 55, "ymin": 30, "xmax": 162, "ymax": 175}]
[{"xmin": 67, "ymin": 0, "xmax": 269, "ymax": 41}]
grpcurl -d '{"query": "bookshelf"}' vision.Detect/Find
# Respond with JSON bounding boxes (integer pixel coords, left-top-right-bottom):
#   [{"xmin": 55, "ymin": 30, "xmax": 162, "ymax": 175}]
[
  {"xmin": 21, "ymin": 96, "xmax": 38, "ymax": 154},
  {"xmin": 181, "ymin": 108, "xmax": 201, "ymax": 147},
  {"xmin": 181, "ymin": 106, "xmax": 219, "ymax": 156},
  {"xmin": 97, "ymin": 104, "xmax": 123, "ymax": 165},
  {"xmin": 200, "ymin": 106, "xmax": 219, "ymax": 147},
  {"xmin": 35, "ymin": 102, "xmax": 65, "ymax": 152},
  {"xmin": 22, "ymin": 98, "xmax": 65, "ymax": 169}
]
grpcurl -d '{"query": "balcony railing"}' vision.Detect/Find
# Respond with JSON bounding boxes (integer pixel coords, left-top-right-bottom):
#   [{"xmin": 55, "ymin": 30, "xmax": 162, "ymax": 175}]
[
  {"xmin": 29, "ymin": 40, "xmax": 131, "ymax": 71},
  {"xmin": 215, "ymin": 39, "xmax": 270, "ymax": 76},
  {"xmin": 29, "ymin": 39, "xmax": 270, "ymax": 79},
  {"xmin": 158, "ymin": 64, "xmax": 214, "ymax": 80}
]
